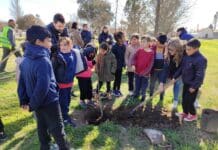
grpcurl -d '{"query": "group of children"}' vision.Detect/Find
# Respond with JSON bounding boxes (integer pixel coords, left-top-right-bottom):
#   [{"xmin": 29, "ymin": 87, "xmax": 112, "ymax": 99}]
[{"xmin": 0, "ymin": 24, "xmax": 208, "ymax": 149}]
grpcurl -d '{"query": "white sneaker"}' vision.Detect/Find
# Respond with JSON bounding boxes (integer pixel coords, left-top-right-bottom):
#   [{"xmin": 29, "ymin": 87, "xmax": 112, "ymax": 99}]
[
  {"xmin": 172, "ymin": 101, "xmax": 178, "ymax": 110},
  {"xmin": 129, "ymin": 91, "xmax": 134, "ymax": 96},
  {"xmin": 194, "ymin": 100, "xmax": 201, "ymax": 109}
]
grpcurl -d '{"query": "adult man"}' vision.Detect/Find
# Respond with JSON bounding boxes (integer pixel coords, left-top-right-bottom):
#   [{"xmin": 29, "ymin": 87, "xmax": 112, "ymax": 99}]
[
  {"xmin": 0, "ymin": 19, "xmax": 21, "ymax": 72},
  {"xmin": 46, "ymin": 13, "xmax": 69, "ymax": 54},
  {"xmin": 81, "ymin": 24, "xmax": 92, "ymax": 47}
]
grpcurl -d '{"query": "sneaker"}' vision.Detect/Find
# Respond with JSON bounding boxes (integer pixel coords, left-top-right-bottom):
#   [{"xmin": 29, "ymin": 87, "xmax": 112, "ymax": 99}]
[
  {"xmin": 100, "ymin": 93, "xmax": 107, "ymax": 98},
  {"xmin": 64, "ymin": 119, "xmax": 77, "ymax": 128},
  {"xmin": 184, "ymin": 114, "xmax": 197, "ymax": 122},
  {"xmin": 117, "ymin": 90, "xmax": 123, "ymax": 97},
  {"xmin": 80, "ymin": 100, "xmax": 87, "ymax": 109},
  {"xmin": 0, "ymin": 132, "xmax": 7, "ymax": 141},
  {"xmin": 129, "ymin": 91, "xmax": 134, "ymax": 96},
  {"xmin": 172, "ymin": 101, "xmax": 178, "ymax": 110},
  {"xmin": 112, "ymin": 90, "xmax": 120, "ymax": 97},
  {"xmin": 194, "ymin": 100, "xmax": 201, "ymax": 109},
  {"xmin": 175, "ymin": 112, "xmax": 188, "ymax": 119}
]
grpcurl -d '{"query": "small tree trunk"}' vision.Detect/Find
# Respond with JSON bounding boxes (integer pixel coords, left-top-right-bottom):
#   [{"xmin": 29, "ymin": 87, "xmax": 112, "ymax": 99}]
[{"xmin": 154, "ymin": 0, "xmax": 161, "ymax": 35}]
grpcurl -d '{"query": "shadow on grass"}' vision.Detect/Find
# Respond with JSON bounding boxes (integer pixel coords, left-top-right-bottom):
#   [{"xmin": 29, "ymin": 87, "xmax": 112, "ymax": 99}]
[{"xmin": 3, "ymin": 128, "xmax": 38, "ymax": 150}]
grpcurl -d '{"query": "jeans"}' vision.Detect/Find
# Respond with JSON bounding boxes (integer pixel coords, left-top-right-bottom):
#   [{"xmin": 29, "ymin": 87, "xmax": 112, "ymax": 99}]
[
  {"xmin": 149, "ymin": 69, "xmax": 166, "ymax": 100},
  {"xmin": 127, "ymin": 72, "xmax": 134, "ymax": 91},
  {"xmin": 35, "ymin": 102, "xmax": 69, "ymax": 150},
  {"xmin": 134, "ymin": 74, "xmax": 149, "ymax": 97},
  {"xmin": 0, "ymin": 47, "xmax": 22, "ymax": 72},
  {"xmin": 59, "ymin": 87, "xmax": 72, "ymax": 121},
  {"xmin": 173, "ymin": 78, "xmax": 183, "ymax": 102}
]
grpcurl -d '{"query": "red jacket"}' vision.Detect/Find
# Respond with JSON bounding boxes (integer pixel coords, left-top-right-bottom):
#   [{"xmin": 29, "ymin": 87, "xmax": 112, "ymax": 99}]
[{"xmin": 132, "ymin": 48, "xmax": 154, "ymax": 76}]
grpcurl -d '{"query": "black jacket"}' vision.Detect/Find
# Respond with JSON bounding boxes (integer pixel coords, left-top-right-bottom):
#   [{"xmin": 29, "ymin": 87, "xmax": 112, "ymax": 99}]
[{"xmin": 174, "ymin": 51, "xmax": 207, "ymax": 89}]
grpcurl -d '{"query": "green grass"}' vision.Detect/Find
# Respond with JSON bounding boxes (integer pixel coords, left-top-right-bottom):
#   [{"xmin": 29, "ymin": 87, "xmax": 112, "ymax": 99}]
[{"xmin": 0, "ymin": 40, "xmax": 218, "ymax": 150}]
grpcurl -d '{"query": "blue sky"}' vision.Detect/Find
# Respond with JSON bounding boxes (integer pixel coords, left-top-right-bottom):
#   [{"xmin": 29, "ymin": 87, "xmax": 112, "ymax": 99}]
[{"xmin": 0, "ymin": 0, "xmax": 217, "ymax": 31}]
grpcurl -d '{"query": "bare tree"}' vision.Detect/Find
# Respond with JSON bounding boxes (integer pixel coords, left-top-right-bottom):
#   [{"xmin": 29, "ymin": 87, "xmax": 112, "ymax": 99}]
[
  {"xmin": 9, "ymin": 0, "xmax": 24, "ymax": 20},
  {"xmin": 77, "ymin": 0, "xmax": 114, "ymax": 32},
  {"xmin": 124, "ymin": 0, "xmax": 148, "ymax": 35},
  {"xmin": 149, "ymin": 0, "xmax": 193, "ymax": 34},
  {"xmin": 114, "ymin": 0, "xmax": 119, "ymax": 32},
  {"xmin": 16, "ymin": 14, "xmax": 44, "ymax": 30},
  {"xmin": 154, "ymin": 0, "xmax": 160, "ymax": 35},
  {"xmin": 124, "ymin": 0, "xmax": 192, "ymax": 35}
]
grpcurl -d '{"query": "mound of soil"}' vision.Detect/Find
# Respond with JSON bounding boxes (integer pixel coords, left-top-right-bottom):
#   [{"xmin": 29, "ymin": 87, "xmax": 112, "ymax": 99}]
[{"xmin": 83, "ymin": 103, "xmax": 181, "ymax": 129}]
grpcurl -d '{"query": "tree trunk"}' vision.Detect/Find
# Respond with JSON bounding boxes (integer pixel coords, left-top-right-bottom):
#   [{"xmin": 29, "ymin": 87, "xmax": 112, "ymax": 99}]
[{"xmin": 154, "ymin": 0, "xmax": 161, "ymax": 35}]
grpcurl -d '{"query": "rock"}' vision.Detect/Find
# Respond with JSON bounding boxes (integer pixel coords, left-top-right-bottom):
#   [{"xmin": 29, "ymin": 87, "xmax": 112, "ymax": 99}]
[
  {"xmin": 201, "ymin": 109, "xmax": 218, "ymax": 133},
  {"xmin": 143, "ymin": 129, "xmax": 166, "ymax": 145}
]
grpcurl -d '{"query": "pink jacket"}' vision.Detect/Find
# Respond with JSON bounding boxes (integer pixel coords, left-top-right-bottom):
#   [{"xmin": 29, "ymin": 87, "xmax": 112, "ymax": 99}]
[{"xmin": 76, "ymin": 59, "xmax": 94, "ymax": 78}]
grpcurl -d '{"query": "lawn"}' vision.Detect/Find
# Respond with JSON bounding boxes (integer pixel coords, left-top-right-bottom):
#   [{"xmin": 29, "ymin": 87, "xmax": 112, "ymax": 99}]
[{"xmin": 0, "ymin": 40, "xmax": 218, "ymax": 150}]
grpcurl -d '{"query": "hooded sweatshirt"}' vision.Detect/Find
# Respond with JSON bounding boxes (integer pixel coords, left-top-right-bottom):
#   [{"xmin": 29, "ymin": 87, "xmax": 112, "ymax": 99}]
[{"xmin": 18, "ymin": 43, "xmax": 59, "ymax": 111}]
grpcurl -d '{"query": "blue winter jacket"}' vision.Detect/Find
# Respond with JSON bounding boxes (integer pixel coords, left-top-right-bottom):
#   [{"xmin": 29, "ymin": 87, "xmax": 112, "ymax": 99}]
[
  {"xmin": 111, "ymin": 43, "xmax": 126, "ymax": 70},
  {"xmin": 179, "ymin": 29, "xmax": 194, "ymax": 41},
  {"xmin": 81, "ymin": 30, "xmax": 92, "ymax": 46},
  {"xmin": 174, "ymin": 51, "xmax": 207, "ymax": 89},
  {"xmin": 52, "ymin": 50, "xmax": 77, "ymax": 84},
  {"xmin": 98, "ymin": 32, "xmax": 113, "ymax": 45},
  {"xmin": 17, "ymin": 43, "xmax": 59, "ymax": 111}
]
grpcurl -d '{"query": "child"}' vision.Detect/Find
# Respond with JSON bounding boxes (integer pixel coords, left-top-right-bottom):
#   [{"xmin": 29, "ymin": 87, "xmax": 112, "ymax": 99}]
[
  {"xmin": 149, "ymin": 34, "xmax": 168, "ymax": 102},
  {"xmin": 95, "ymin": 42, "xmax": 117, "ymax": 100},
  {"xmin": 125, "ymin": 33, "xmax": 140, "ymax": 96},
  {"xmin": 17, "ymin": 25, "xmax": 69, "ymax": 149},
  {"xmin": 173, "ymin": 38, "xmax": 207, "ymax": 122},
  {"xmin": 132, "ymin": 36, "xmax": 154, "ymax": 101},
  {"xmin": 167, "ymin": 38, "xmax": 184, "ymax": 110},
  {"xmin": 76, "ymin": 46, "xmax": 96, "ymax": 109},
  {"xmin": 0, "ymin": 118, "xmax": 6, "ymax": 141},
  {"xmin": 52, "ymin": 37, "xmax": 77, "ymax": 127},
  {"xmin": 111, "ymin": 31, "xmax": 126, "ymax": 97}
]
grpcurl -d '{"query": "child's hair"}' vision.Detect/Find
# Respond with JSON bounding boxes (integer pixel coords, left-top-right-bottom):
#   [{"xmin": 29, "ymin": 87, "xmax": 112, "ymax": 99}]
[
  {"xmin": 26, "ymin": 25, "xmax": 51, "ymax": 45},
  {"xmin": 130, "ymin": 33, "xmax": 139, "ymax": 40},
  {"xmin": 168, "ymin": 38, "xmax": 185, "ymax": 66},
  {"xmin": 151, "ymin": 37, "xmax": 157, "ymax": 42},
  {"xmin": 71, "ymin": 22, "xmax": 78, "ymax": 29},
  {"xmin": 114, "ymin": 31, "xmax": 124, "ymax": 42},
  {"xmin": 187, "ymin": 38, "xmax": 201, "ymax": 48},
  {"xmin": 99, "ymin": 42, "xmax": 109, "ymax": 51},
  {"xmin": 177, "ymin": 27, "xmax": 186, "ymax": 33},
  {"xmin": 157, "ymin": 34, "xmax": 167, "ymax": 45},
  {"xmin": 59, "ymin": 37, "xmax": 72, "ymax": 46},
  {"xmin": 53, "ymin": 13, "xmax": 65, "ymax": 24},
  {"xmin": 83, "ymin": 24, "xmax": 88, "ymax": 28},
  {"xmin": 141, "ymin": 35, "xmax": 151, "ymax": 42}
]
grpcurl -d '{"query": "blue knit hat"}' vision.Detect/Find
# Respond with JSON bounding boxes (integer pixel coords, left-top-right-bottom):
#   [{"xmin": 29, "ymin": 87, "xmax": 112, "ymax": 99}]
[{"xmin": 26, "ymin": 25, "xmax": 51, "ymax": 43}]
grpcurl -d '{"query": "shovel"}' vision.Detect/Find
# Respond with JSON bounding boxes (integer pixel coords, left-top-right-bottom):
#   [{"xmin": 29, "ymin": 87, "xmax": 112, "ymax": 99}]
[{"xmin": 128, "ymin": 80, "xmax": 175, "ymax": 118}]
